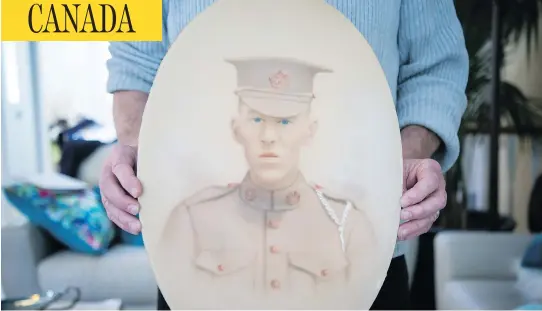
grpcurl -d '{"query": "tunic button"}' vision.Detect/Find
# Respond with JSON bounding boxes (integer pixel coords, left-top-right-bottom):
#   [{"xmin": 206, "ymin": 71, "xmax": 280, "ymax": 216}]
[
  {"xmin": 245, "ymin": 189, "xmax": 256, "ymax": 201},
  {"xmin": 286, "ymin": 191, "xmax": 300, "ymax": 205},
  {"xmin": 321, "ymin": 269, "xmax": 328, "ymax": 277},
  {"xmin": 268, "ymin": 220, "xmax": 279, "ymax": 229},
  {"xmin": 270, "ymin": 245, "xmax": 279, "ymax": 253},
  {"xmin": 270, "ymin": 279, "xmax": 281, "ymax": 289},
  {"xmin": 217, "ymin": 265, "xmax": 224, "ymax": 272}
]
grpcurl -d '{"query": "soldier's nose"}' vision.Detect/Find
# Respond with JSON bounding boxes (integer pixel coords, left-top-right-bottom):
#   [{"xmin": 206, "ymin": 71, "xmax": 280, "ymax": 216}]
[
  {"xmin": 261, "ymin": 138, "xmax": 276, "ymax": 144},
  {"xmin": 260, "ymin": 125, "xmax": 277, "ymax": 144}
]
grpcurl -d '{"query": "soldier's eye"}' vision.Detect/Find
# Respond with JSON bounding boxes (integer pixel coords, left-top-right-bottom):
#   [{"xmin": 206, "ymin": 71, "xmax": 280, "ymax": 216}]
[
  {"xmin": 278, "ymin": 119, "xmax": 291, "ymax": 125},
  {"xmin": 253, "ymin": 117, "xmax": 263, "ymax": 123}
]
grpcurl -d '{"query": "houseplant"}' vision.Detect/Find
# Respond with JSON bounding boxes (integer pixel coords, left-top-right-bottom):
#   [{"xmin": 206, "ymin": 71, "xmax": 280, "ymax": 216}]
[{"xmin": 442, "ymin": 0, "xmax": 542, "ymax": 228}]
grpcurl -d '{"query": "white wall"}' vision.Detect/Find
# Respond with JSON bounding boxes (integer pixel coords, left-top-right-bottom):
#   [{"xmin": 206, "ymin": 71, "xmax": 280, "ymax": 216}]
[{"xmin": 37, "ymin": 42, "xmax": 113, "ymax": 127}]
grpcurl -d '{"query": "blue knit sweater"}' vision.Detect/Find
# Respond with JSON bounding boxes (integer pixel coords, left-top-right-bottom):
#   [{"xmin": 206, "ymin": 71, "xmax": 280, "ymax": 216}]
[{"xmin": 106, "ymin": 0, "xmax": 469, "ymax": 258}]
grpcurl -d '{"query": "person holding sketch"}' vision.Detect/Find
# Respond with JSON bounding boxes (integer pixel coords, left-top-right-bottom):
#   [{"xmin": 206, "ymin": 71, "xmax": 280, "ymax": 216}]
[
  {"xmin": 99, "ymin": 1, "xmax": 469, "ymax": 309},
  {"xmin": 152, "ymin": 57, "xmax": 378, "ymax": 308}
]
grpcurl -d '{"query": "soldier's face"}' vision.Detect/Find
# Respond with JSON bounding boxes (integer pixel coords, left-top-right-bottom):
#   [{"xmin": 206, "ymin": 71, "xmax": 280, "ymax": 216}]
[{"xmin": 232, "ymin": 103, "xmax": 317, "ymax": 185}]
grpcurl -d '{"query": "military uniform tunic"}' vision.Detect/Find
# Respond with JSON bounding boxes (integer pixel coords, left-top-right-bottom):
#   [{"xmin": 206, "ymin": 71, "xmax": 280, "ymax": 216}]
[{"xmin": 154, "ymin": 172, "xmax": 379, "ymax": 309}]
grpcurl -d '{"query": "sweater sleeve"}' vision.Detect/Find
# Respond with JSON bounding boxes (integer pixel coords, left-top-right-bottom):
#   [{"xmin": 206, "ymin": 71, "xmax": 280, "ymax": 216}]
[
  {"xmin": 397, "ymin": 0, "xmax": 469, "ymax": 172},
  {"xmin": 106, "ymin": 0, "xmax": 169, "ymax": 94}
]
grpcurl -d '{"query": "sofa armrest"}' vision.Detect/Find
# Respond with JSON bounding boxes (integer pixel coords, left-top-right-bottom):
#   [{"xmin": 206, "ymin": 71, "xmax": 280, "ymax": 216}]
[
  {"xmin": 434, "ymin": 231, "xmax": 532, "ymax": 309},
  {"xmin": 1, "ymin": 223, "xmax": 57, "ymax": 298}
]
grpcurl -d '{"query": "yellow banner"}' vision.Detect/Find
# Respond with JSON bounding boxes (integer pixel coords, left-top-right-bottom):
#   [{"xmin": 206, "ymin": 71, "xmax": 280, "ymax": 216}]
[{"xmin": 2, "ymin": 0, "xmax": 162, "ymax": 41}]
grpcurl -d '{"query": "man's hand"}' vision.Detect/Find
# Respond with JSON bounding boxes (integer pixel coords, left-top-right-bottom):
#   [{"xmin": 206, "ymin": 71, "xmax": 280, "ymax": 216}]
[
  {"xmin": 100, "ymin": 90, "xmax": 147, "ymax": 234},
  {"xmin": 398, "ymin": 158, "xmax": 446, "ymax": 240},
  {"xmin": 99, "ymin": 144, "xmax": 143, "ymax": 234},
  {"xmin": 398, "ymin": 125, "xmax": 445, "ymax": 240}
]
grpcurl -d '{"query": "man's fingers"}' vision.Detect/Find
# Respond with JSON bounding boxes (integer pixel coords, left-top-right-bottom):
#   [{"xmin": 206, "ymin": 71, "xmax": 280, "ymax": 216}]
[
  {"xmin": 97, "ymin": 144, "xmax": 143, "ymax": 235},
  {"xmin": 111, "ymin": 145, "xmax": 142, "ymax": 198},
  {"xmin": 105, "ymin": 200, "xmax": 142, "ymax": 234},
  {"xmin": 99, "ymin": 168, "xmax": 140, "ymax": 215},
  {"xmin": 397, "ymin": 215, "xmax": 436, "ymax": 241},
  {"xmin": 400, "ymin": 190, "xmax": 447, "ymax": 221},
  {"xmin": 112, "ymin": 162, "xmax": 142, "ymax": 198},
  {"xmin": 401, "ymin": 170, "xmax": 440, "ymax": 207}
]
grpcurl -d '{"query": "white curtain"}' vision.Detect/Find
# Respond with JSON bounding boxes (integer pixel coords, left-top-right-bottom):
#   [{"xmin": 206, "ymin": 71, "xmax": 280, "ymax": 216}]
[
  {"xmin": 512, "ymin": 137, "xmax": 534, "ymax": 233},
  {"xmin": 462, "ymin": 134, "xmax": 535, "ymax": 230},
  {"xmin": 499, "ymin": 134, "xmax": 512, "ymax": 216},
  {"xmin": 463, "ymin": 134, "xmax": 490, "ymax": 211}
]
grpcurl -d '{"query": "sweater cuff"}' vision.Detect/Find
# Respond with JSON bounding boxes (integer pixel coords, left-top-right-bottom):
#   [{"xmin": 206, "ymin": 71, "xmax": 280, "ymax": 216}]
[
  {"xmin": 397, "ymin": 91, "xmax": 464, "ymax": 172},
  {"xmin": 106, "ymin": 66, "xmax": 153, "ymax": 94}
]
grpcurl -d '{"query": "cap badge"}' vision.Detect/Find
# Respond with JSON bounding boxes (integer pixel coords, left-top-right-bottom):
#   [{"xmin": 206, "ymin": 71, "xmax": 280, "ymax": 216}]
[{"xmin": 269, "ymin": 70, "xmax": 289, "ymax": 90}]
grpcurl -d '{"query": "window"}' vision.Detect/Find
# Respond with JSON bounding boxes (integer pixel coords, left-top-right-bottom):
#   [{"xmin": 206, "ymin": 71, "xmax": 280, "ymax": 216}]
[{"xmin": 2, "ymin": 42, "xmax": 21, "ymax": 104}]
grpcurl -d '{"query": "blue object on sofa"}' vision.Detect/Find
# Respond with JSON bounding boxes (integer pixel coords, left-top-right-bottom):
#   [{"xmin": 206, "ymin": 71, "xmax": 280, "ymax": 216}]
[
  {"xmin": 3, "ymin": 183, "xmax": 115, "ymax": 254},
  {"xmin": 522, "ymin": 234, "xmax": 542, "ymax": 269},
  {"xmin": 120, "ymin": 214, "xmax": 144, "ymax": 246},
  {"xmin": 516, "ymin": 304, "xmax": 542, "ymax": 310},
  {"xmin": 121, "ymin": 230, "xmax": 145, "ymax": 246}
]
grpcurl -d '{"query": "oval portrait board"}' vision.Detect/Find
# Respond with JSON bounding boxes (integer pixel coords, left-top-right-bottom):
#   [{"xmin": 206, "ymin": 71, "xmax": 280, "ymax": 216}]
[{"xmin": 137, "ymin": 0, "xmax": 403, "ymax": 309}]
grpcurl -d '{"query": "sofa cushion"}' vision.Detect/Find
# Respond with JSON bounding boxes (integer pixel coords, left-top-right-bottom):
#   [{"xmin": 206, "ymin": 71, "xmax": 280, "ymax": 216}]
[
  {"xmin": 37, "ymin": 245, "xmax": 157, "ymax": 306},
  {"xmin": 3, "ymin": 183, "xmax": 115, "ymax": 254},
  {"xmin": 441, "ymin": 280, "xmax": 524, "ymax": 310}
]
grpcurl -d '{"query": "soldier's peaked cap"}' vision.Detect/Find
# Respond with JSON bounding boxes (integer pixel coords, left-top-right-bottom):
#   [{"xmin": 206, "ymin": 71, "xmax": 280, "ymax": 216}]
[{"xmin": 224, "ymin": 57, "xmax": 333, "ymax": 118}]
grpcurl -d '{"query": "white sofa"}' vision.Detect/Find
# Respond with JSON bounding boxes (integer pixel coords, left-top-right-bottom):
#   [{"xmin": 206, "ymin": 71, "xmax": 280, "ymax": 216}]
[
  {"xmin": 1, "ymin": 222, "xmax": 158, "ymax": 309},
  {"xmin": 1, "ymin": 144, "xmax": 157, "ymax": 309},
  {"xmin": 434, "ymin": 230, "xmax": 534, "ymax": 310}
]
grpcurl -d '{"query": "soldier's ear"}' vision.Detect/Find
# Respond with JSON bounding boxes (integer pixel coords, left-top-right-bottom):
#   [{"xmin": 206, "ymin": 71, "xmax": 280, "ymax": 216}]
[
  {"xmin": 231, "ymin": 117, "xmax": 241, "ymax": 143},
  {"xmin": 305, "ymin": 120, "xmax": 318, "ymax": 145}
]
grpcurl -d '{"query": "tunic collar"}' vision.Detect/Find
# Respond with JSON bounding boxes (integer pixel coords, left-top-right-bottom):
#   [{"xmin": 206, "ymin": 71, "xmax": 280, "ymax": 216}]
[{"xmin": 238, "ymin": 172, "xmax": 306, "ymax": 211}]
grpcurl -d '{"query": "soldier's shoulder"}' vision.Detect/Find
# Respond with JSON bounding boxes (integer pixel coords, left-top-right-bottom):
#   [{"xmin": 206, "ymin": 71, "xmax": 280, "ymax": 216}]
[{"xmin": 179, "ymin": 184, "xmax": 239, "ymax": 208}]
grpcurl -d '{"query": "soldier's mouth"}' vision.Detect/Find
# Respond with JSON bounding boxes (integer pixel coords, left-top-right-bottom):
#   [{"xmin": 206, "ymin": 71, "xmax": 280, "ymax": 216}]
[{"xmin": 260, "ymin": 152, "xmax": 279, "ymax": 158}]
